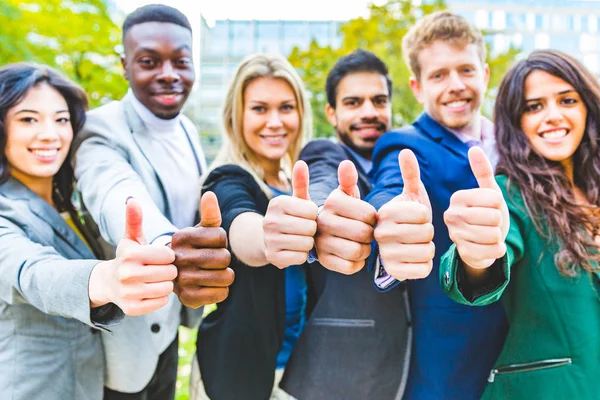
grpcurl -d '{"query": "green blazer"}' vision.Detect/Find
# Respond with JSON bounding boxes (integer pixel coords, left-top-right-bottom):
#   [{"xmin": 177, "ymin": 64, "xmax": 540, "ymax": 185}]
[{"xmin": 440, "ymin": 175, "xmax": 600, "ymax": 399}]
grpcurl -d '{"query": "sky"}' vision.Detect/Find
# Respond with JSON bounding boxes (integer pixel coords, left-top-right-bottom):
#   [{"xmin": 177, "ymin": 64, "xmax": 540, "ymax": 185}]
[{"xmin": 115, "ymin": 0, "xmax": 380, "ymax": 24}]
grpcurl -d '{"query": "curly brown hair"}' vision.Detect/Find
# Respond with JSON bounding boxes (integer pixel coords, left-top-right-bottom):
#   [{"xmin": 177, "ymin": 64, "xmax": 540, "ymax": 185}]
[{"xmin": 494, "ymin": 49, "xmax": 600, "ymax": 276}]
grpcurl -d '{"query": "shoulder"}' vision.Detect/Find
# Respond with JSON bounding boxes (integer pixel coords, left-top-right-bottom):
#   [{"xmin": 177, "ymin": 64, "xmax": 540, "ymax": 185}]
[
  {"xmin": 301, "ymin": 139, "xmax": 344, "ymax": 155},
  {"xmin": 204, "ymin": 165, "xmax": 259, "ymax": 190},
  {"xmin": 86, "ymin": 100, "xmax": 124, "ymax": 122},
  {"xmin": 495, "ymin": 175, "xmax": 529, "ymax": 220},
  {"xmin": 180, "ymin": 114, "xmax": 198, "ymax": 133},
  {"xmin": 82, "ymin": 101, "xmax": 127, "ymax": 139}
]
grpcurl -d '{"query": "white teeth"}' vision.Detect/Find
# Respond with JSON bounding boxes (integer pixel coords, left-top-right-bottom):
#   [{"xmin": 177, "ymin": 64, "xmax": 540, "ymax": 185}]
[
  {"xmin": 32, "ymin": 149, "xmax": 57, "ymax": 157},
  {"xmin": 541, "ymin": 129, "xmax": 567, "ymax": 139},
  {"xmin": 446, "ymin": 100, "xmax": 467, "ymax": 108},
  {"xmin": 158, "ymin": 94, "xmax": 177, "ymax": 99}
]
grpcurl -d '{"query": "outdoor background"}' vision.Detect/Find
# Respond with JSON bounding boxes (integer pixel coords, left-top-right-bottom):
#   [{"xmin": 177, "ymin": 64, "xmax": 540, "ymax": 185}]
[{"xmin": 2, "ymin": 0, "xmax": 600, "ymax": 398}]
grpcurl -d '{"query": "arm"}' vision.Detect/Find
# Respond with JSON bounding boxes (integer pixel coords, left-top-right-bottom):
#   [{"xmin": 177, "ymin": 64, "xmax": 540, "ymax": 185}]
[
  {"xmin": 0, "ymin": 217, "xmax": 119, "ymax": 329},
  {"xmin": 72, "ymin": 111, "xmax": 177, "ymax": 245},
  {"xmin": 203, "ymin": 166, "xmax": 273, "ymax": 267}
]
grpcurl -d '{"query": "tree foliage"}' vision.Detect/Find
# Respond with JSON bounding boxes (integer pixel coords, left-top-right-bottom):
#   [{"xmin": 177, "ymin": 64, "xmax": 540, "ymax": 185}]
[
  {"xmin": 288, "ymin": 0, "xmax": 520, "ymax": 137},
  {"xmin": 0, "ymin": 0, "xmax": 127, "ymax": 107}
]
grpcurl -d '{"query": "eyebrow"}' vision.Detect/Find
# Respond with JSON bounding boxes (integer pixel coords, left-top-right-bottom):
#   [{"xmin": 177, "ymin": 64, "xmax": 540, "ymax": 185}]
[
  {"xmin": 14, "ymin": 109, "xmax": 69, "ymax": 115},
  {"xmin": 525, "ymin": 89, "xmax": 577, "ymax": 102},
  {"xmin": 137, "ymin": 45, "xmax": 190, "ymax": 55}
]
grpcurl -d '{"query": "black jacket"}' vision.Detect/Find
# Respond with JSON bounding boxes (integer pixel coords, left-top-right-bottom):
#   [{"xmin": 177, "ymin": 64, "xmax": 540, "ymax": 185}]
[
  {"xmin": 281, "ymin": 140, "xmax": 411, "ymax": 400},
  {"xmin": 196, "ymin": 165, "xmax": 285, "ymax": 400}
]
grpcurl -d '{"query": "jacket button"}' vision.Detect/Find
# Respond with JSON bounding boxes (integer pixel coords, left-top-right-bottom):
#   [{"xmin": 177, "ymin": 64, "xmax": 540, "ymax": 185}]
[{"xmin": 151, "ymin": 323, "xmax": 160, "ymax": 333}]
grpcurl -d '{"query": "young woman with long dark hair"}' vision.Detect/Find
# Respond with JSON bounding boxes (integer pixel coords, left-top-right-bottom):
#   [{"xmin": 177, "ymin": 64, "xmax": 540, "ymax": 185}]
[{"xmin": 440, "ymin": 49, "xmax": 600, "ymax": 399}]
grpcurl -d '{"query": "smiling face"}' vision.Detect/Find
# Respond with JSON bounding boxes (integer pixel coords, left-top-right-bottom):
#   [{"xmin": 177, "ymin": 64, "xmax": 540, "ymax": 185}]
[
  {"xmin": 122, "ymin": 21, "xmax": 195, "ymax": 119},
  {"xmin": 242, "ymin": 77, "xmax": 300, "ymax": 169},
  {"xmin": 326, "ymin": 71, "xmax": 390, "ymax": 159},
  {"xmin": 410, "ymin": 40, "xmax": 489, "ymax": 131},
  {"xmin": 4, "ymin": 83, "xmax": 73, "ymax": 189},
  {"xmin": 520, "ymin": 70, "xmax": 587, "ymax": 174}
]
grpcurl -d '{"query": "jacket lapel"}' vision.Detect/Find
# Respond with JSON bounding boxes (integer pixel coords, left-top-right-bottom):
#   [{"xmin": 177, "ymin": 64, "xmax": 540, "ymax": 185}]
[
  {"xmin": 413, "ymin": 113, "xmax": 470, "ymax": 158},
  {"xmin": 0, "ymin": 178, "xmax": 94, "ymax": 259},
  {"xmin": 122, "ymin": 96, "xmax": 174, "ymax": 221}
]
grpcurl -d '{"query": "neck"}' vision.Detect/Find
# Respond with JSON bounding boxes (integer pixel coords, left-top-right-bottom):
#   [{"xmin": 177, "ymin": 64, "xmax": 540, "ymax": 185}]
[
  {"xmin": 562, "ymin": 159, "xmax": 575, "ymax": 186},
  {"xmin": 454, "ymin": 114, "xmax": 482, "ymax": 141},
  {"xmin": 261, "ymin": 159, "xmax": 285, "ymax": 188},
  {"xmin": 12, "ymin": 171, "xmax": 55, "ymax": 208}
]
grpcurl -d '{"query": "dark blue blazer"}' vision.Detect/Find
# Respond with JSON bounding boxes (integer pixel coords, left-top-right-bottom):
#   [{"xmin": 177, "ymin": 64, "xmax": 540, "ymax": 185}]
[{"xmin": 366, "ymin": 113, "xmax": 508, "ymax": 400}]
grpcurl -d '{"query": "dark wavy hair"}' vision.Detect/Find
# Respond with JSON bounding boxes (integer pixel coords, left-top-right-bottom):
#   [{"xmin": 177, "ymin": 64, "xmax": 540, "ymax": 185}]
[
  {"xmin": 0, "ymin": 63, "xmax": 88, "ymax": 213},
  {"xmin": 494, "ymin": 50, "xmax": 600, "ymax": 276}
]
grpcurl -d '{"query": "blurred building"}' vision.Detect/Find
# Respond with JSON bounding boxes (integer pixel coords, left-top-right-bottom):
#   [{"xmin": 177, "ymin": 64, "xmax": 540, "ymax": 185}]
[{"xmin": 193, "ymin": 1, "xmax": 600, "ymax": 159}]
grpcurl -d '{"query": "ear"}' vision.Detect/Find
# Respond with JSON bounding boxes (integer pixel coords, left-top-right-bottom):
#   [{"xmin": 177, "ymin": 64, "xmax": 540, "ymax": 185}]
[
  {"xmin": 409, "ymin": 76, "xmax": 424, "ymax": 104},
  {"xmin": 325, "ymin": 104, "xmax": 337, "ymax": 127},
  {"xmin": 483, "ymin": 63, "xmax": 491, "ymax": 88},
  {"xmin": 120, "ymin": 55, "xmax": 128, "ymax": 80}
]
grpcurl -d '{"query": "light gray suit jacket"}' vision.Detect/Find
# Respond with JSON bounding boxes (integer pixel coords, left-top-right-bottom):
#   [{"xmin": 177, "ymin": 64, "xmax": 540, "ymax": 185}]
[
  {"xmin": 0, "ymin": 178, "xmax": 122, "ymax": 400},
  {"xmin": 72, "ymin": 93, "xmax": 206, "ymax": 392}
]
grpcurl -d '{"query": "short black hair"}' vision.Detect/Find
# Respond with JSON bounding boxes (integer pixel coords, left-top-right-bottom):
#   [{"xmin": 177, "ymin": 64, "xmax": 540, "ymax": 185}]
[
  {"xmin": 0, "ymin": 63, "xmax": 87, "ymax": 211},
  {"xmin": 122, "ymin": 4, "xmax": 192, "ymax": 40},
  {"xmin": 326, "ymin": 49, "xmax": 392, "ymax": 108}
]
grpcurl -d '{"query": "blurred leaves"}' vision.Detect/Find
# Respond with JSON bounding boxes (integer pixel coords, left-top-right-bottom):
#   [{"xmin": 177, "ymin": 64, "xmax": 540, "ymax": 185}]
[{"xmin": 0, "ymin": 0, "xmax": 127, "ymax": 107}]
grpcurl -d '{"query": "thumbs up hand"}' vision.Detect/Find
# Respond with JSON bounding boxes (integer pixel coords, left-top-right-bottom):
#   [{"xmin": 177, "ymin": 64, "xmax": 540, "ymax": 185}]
[
  {"xmin": 444, "ymin": 147, "xmax": 509, "ymax": 271},
  {"xmin": 374, "ymin": 150, "xmax": 435, "ymax": 281},
  {"xmin": 89, "ymin": 198, "xmax": 178, "ymax": 316},
  {"xmin": 315, "ymin": 160, "xmax": 377, "ymax": 274},
  {"xmin": 171, "ymin": 191, "xmax": 234, "ymax": 309},
  {"xmin": 263, "ymin": 161, "xmax": 319, "ymax": 268}
]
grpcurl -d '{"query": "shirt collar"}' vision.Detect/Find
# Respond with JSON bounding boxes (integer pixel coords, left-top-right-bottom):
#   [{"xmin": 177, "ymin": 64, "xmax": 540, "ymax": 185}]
[{"xmin": 127, "ymin": 90, "xmax": 181, "ymax": 133}]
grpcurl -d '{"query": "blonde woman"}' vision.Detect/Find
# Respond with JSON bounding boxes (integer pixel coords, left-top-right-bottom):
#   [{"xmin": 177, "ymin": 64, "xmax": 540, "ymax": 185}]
[{"xmin": 191, "ymin": 53, "xmax": 312, "ymax": 400}]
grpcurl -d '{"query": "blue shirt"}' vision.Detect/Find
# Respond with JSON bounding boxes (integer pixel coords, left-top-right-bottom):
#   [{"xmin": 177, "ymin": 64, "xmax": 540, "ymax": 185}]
[{"xmin": 269, "ymin": 186, "xmax": 307, "ymax": 369}]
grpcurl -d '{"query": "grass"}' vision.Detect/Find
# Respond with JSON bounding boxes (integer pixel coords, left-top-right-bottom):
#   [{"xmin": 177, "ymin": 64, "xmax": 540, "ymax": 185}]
[{"xmin": 176, "ymin": 304, "xmax": 216, "ymax": 399}]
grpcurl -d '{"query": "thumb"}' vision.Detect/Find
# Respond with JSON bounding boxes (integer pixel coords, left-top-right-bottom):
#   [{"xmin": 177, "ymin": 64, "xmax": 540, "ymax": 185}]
[
  {"xmin": 398, "ymin": 149, "xmax": 422, "ymax": 199},
  {"xmin": 124, "ymin": 197, "xmax": 146, "ymax": 244},
  {"xmin": 292, "ymin": 160, "xmax": 310, "ymax": 200},
  {"xmin": 468, "ymin": 147, "xmax": 498, "ymax": 190},
  {"xmin": 337, "ymin": 160, "xmax": 360, "ymax": 198},
  {"xmin": 200, "ymin": 191, "xmax": 222, "ymax": 228}
]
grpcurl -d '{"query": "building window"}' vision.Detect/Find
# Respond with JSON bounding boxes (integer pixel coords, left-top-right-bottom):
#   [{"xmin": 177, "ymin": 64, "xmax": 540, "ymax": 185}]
[
  {"xmin": 475, "ymin": 10, "xmax": 488, "ymax": 29},
  {"xmin": 589, "ymin": 15, "xmax": 598, "ymax": 32},
  {"xmin": 492, "ymin": 10, "xmax": 506, "ymax": 30},
  {"xmin": 526, "ymin": 13, "xmax": 535, "ymax": 31},
  {"xmin": 583, "ymin": 54, "xmax": 598, "ymax": 74},
  {"xmin": 534, "ymin": 33, "xmax": 550, "ymax": 48}
]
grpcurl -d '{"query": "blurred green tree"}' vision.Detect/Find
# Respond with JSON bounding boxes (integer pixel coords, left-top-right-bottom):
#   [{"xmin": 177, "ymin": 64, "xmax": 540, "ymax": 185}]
[{"xmin": 0, "ymin": 0, "xmax": 127, "ymax": 107}]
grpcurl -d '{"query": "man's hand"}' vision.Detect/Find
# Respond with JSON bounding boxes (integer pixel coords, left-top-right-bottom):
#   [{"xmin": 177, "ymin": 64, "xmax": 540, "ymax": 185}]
[
  {"xmin": 263, "ymin": 161, "xmax": 318, "ymax": 268},
  {"xmin": 374, "ymin": 149, "xmax": 435, "ymax": 280},
  {"xmin": 315, "ymin": 160, "xmax": 377, "ymax": 274},
  {"xmin": 172, "ymin": 192, "xmax": 234, "ymax": 309},
  {"xmin": 444, "ymin": 147, "xmax": 509, "ymax": 274},
  {"xmin": 89, "ymin": 198, "xmax": 178, "ymax": 316}
]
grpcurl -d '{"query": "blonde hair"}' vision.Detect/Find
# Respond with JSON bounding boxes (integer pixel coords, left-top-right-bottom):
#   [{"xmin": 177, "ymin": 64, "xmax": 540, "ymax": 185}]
[
  {"xmin": 203, "ymin": 53, "xmax": 312, "ymax": 198},
  {"xmin": 402, "ymin": 11, "xmax": 486, "ymax": 81}
]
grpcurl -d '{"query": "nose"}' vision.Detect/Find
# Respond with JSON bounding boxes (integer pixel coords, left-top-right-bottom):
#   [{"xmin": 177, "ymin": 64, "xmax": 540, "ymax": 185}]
[
  {"xmin": 360, "ymin": 101, "xmax": 377, "ymax": 120},
  {"xmin": 544, "ymin": 102, "xmax": 565, "ymax": 125},
  {"xmin": 157, "ymin": 61, "xmax": 179, "ymax": 84},
  {"xmin": 448, "ymin": 71, "xmax": 466, "ymax": 92},
  {"xmin": 266, "ymin": 110, "xmax": 283, "ymax": 129},
  {"xmin": 37, "ymin": 120, "xmax": 61, "ymax": 141}
]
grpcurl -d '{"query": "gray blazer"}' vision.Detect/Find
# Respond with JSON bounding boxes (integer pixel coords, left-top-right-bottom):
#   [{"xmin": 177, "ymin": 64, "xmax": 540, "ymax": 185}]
[
  {"xmin": 0, "ymin": 178, "xmax": 122, "ymax": 400},
  {"xmin": 72, "ymin": 93, "xmax": 206, "ymax": 392}
]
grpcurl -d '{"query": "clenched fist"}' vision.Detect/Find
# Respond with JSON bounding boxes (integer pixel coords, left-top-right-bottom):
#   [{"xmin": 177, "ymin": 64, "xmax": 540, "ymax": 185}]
[
  {"xmin": 374, "ymin": 149, "xmax": 435, "ymax": 281},
  {"xmin": 444, "ymin": 147, "xmax": 509, "ymax": 274},
  {"xmin": 172, "ymin": 191, "xmax": 234, "ymax": 309}
]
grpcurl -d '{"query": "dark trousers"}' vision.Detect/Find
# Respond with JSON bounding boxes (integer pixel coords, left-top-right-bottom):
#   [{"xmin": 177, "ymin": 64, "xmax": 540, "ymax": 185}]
[{"xmin": 104, "ymin": 336, "xmax": 179, "ymax": 400}]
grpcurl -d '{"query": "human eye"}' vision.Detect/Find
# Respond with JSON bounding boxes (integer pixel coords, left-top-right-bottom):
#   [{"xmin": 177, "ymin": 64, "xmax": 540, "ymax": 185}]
[
  {"xmin": 281, "ymin": 104, "xmax": 296, "ymax": 112},
  {"xmin": 19, "ymin": 117, "xmax": 36, "ymax": 124},
  {"xmin": 374, "ymin": 97, "xmax": 388, "ymax": 106},
  {"xmin": 524, "ymin": 103, "xmax": 541, "ymax": 113},
  {"xmin": 175, "ymin": 58, "xmax": 191, "ymax": 67},
  {"xmin": 561, "ymin": 97, "xmax": 578, "ymax": 105},
  {"xmin": 56, "ymin": 117, "xmax": 70, "ymax": 124},
  {"xmin": 251, "ymin": 105, "xmax": 266, "ymax": 113},
  {"xmin": 138, "ymin": 58, "xmax": 156, "ymax": 68}
]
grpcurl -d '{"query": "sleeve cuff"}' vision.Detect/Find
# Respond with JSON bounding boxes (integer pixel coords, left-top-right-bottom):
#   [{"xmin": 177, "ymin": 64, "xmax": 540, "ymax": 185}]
[
  {"xmin": 439, "ymin": 244, "xmax": 510, "ymax": 306},
  {"xmin": 370, "ymin": 244, "xmax": 402, "ymax": 292},
  {"xmin": 90, "ymin": 303, "xmax": 124, "ymax": 332}
]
